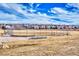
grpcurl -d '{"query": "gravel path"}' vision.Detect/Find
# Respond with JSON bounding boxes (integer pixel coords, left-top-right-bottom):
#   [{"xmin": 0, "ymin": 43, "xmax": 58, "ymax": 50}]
[
  {"xmin": 0, "ymin": 36, "xmax": 47, "ymax": 42},
  {"xmin": 0, "ymin": 37, "xmax": 30, "ymax": 42}
]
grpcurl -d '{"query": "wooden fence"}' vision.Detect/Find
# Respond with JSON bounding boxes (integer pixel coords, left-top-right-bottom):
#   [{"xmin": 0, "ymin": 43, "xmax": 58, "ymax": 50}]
[{"xmin": 0, "ymin": 29, "xmax": 70, "ymax": 36}]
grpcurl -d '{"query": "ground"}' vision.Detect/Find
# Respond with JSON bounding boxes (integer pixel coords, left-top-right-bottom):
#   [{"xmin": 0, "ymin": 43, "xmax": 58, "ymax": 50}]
[{"xmin": 0, "ymin": 30, "xmax": 79, "ymax": 56}]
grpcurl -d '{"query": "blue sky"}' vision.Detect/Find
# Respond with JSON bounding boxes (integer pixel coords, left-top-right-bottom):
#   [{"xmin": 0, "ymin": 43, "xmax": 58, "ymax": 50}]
[{"xmin": 0, "ymin": 3, "xmax": 79, "ymax": 25}]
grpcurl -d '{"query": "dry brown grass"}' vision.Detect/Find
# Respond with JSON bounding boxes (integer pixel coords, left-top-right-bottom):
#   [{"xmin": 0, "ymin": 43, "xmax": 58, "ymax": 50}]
[{"xmin": 0, "ymin": 30, "xmax": 79, "ymax": 56}]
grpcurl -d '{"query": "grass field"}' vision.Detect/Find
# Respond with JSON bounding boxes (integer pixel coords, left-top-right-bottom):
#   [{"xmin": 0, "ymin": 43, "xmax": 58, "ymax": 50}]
[{"xmin": 0, "ymin": 30, "xmax": 79, "ymax": 56}]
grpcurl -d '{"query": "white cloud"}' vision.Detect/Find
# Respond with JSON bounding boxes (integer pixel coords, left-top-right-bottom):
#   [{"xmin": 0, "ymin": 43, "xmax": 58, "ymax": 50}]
[
  {"xmin": 0, "ymin": 3, "xmax": 79, "ymax": 25},
  {"xmin": 66, "ymin": 3, "xmax": 79, "ymax": 9},
  {"xmin": 35, "ymin": 4, "xmax": 40, "ymax": 8},
  {"xmin": 0, "ymin": 11, "xmax": 21, "ymax": 21},
  {"xmin": 51, "ymin": 7, "xmax": 69, "ymax": 15},
  {"xmin": 0, "ymin": 3, "xmax": 52, "ymax": 24},
  {"xmin": 50, "ymin": 6, "xmax": 79, "ymax": 25}
]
